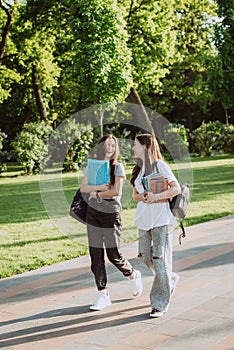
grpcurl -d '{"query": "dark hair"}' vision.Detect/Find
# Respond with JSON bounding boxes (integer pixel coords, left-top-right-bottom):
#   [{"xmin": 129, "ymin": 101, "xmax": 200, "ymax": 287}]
[
  {"xmin": 96, "ymin": 134, "xmax": 119, "ymax": 186},
  {"xmin": 130, "ymin": 133, "xmax": 163, "ymax": 186}
]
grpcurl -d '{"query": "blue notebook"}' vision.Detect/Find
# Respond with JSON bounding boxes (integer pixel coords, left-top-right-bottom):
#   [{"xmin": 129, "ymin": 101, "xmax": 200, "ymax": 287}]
[{"xmin": 88, "ymin": 159, "xmax": 109, "ymax": 186}]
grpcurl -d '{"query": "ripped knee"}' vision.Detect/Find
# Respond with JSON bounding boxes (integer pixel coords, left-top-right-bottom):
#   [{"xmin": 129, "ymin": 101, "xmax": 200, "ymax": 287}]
[
  {"xmin": 138, "ymin": 252, "xmax": 152, "ymax": 265},
  {"xmin": 153, "ymin": 255, "xmax": 163, "ymax": 259}
]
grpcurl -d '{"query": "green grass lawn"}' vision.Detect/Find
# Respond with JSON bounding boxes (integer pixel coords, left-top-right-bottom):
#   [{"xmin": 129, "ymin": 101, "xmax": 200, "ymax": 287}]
[{"xmin": 0, "ymin": 155, "xmax": 233, "ymax": 278}]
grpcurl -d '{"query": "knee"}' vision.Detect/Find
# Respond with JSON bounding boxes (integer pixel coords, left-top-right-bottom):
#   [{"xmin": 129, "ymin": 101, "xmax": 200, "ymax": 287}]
[
  {"xmin": 153, "ymin": 255, "xmax": 163, "ymax": 260},
  {"xmin": 106, "ymin": 248, "xmax": 121, "ymax": 264},
  {"xmin": 138, "ymin": 252, "xmax": 152, "ymax": 267}
]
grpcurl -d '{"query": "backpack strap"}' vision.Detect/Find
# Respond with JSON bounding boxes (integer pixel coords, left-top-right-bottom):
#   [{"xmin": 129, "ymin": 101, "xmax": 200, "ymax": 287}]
[
  {"xmin": 155, "ymin": 161, "xmax": 159, "ymax": 173},
  {"xmin": 179, "ymin": 219, "xmax": 186, "ymax": 245},
  {"xmin": 155, "ymin": 161, "xmax": 186, "ymax": 245}
]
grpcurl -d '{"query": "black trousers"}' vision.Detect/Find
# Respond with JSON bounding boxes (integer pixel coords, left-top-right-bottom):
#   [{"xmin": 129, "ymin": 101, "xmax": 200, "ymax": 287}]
[{"xmin": 86, "ymin": 198, "xmax": 133, "ymax": 290}]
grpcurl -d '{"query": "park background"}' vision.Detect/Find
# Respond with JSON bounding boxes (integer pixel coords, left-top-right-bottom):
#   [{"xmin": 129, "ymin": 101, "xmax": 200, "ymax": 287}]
[{"xmin": 0, "ymin": 0, "xmax": 234, "ymax": 278}]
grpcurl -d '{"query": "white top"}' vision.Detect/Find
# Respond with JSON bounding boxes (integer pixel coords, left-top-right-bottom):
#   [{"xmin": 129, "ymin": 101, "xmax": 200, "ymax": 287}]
[{"xmin": 134, "ymin": 159, "xmax": 178, "ymax": 231}]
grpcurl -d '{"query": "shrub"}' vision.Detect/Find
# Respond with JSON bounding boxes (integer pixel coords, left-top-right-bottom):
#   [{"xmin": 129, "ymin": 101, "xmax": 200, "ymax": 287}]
[
  {"xmin": 192, "ymin": 121, "xmax": 234, "ymax": 156},
  {"xmin": 48, "ymin": 119, "xmax": 94, "ymax": 172},
  {"xmin": 161, "ymin": 123, "xmax": 189, "ymax": 160},
  {"xmin": 0, "ymin": 129, "xmax": 8, "ymax": 173},
  {"xmin": 12, "ymin": 122, "xmax": 53, "ymax": 174},
  {"xmin": 216, "ymin": 124, "xmax": 234, "ymax": 154}
]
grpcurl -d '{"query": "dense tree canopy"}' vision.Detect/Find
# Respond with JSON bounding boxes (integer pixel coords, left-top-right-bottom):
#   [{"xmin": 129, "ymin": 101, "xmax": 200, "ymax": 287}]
[{"xmin": 0, "ymin": 0, "xmax": 233, "ymax": 146}]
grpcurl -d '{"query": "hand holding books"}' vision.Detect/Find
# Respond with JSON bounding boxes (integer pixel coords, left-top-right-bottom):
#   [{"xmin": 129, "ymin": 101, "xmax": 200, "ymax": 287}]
[{"xmin": 142, "ymin": 172, "xmax": 168, "ymax": 203}]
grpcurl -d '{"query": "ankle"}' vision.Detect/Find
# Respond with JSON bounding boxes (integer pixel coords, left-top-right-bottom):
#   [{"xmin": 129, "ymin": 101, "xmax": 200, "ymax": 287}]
[
  {"xmin": 99, "ymin": 289, "xmax": 108, "ymax": 295},
  {"xmin": 129, "ymin": 271, "xmax": 136, "ymax": 280}
]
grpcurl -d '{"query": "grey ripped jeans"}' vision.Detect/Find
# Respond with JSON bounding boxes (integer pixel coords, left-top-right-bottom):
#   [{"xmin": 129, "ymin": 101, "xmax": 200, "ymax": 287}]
[{"xmin": 138, "ymin": 225, "xmax": 179, "ymax": 311}]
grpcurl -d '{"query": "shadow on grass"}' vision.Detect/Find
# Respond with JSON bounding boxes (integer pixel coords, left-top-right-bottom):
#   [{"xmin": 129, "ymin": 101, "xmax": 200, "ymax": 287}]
[{"xmin": 0, "ymin": 233, "xmax": 87, "ymax": 249}]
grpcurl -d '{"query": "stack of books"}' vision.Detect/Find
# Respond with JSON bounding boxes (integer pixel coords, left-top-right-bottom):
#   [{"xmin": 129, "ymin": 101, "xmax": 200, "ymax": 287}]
[{"xmin": 142, "ymin": 172, "xmax": 168, "ymax": 203}]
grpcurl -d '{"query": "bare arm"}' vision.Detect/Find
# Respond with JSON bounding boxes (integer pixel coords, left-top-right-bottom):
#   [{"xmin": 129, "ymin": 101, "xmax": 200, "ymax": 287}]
[
  {"xmin": 84, "ymin": 176, "xmax": 125, "ymax": 199},
  {"xmin": 80, "ymin": 175, "xmax": 109, "ymax": 193},
  {"xmin": 98, "ymin": 176, "xmax": 125, "ymax": 199},
  {"xmin": 132, "ymin": 187, "xmax": 148, "ymax": 203}
]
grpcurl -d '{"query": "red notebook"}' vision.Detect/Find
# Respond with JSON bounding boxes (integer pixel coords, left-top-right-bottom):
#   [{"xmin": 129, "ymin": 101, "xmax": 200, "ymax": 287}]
[{"xmin": 150, "ymin": 178, "xmax": 168, "ymax": 203}]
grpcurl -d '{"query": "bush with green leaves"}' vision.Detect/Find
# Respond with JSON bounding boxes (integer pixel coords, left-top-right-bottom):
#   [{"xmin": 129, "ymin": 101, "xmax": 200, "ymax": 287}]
[
  {"xmin": 49, "ymin": 119, "xmax": 94, "ymax": 172},
  {"xmin": 216, "ymin": 124, "xmax": 234, "ymax": 154},
  {"xmin": 161, "ymin": 124, "xmax": 189, "ymax": 160},
  {"xmin": 12, "ymin": 122, "xmax": 53, "ymax": 174},
  {"xmin": 0, "ymin": 129, "xmax": 8, "ymax": 173},
  {"xmin": 192, "ymin": 121, "xmax": 234, "ymax": 156}
]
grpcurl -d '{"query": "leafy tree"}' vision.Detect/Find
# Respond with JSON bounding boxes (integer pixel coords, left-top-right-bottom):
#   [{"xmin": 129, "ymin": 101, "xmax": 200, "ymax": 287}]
[
  {"xmin": 69, "ymin": 0, "xmax": 133, "ymax": 136},
  {"xmin": 20, "ymin": 0, "xmax": 78, "ymax": 122},
  {"xmin": 117, "ymin": 0, "xmax": 177, "ymax": 128},
  {"xmin": 214, "ymin": 0, "xmax": 234, "ymax": 123},
  {"xmin": 13, "ymin": 20, "xmax": 61, "ymax": 122},
  {"xmin": 118, "ymin": 0, "xmax": 177, "ymax": 93},
  {"xmin": 149, "ymin": 0, "xmax": 218, "ymax": 151},
  {"xmin": 0, "ymin": 1, "xmax": 21, "ymax": 102}
]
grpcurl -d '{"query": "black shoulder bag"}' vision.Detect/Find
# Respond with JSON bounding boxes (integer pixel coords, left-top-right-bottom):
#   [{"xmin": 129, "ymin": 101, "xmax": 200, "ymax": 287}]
[{"xmin": 70, "ymin": 189, "xmax": 89, "ymax": 224}]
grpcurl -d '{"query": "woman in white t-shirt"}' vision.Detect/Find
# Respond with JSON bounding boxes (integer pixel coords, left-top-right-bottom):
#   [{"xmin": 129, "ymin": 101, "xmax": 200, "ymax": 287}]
[{"xmin": 130, "ymin": 133, "xmax": 181, "ymax": 318}]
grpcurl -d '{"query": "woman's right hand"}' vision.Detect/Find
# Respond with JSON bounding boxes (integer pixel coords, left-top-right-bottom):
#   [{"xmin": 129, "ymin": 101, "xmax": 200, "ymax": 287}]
[
  {"xmin": 141, "ymin": 192, "xmax": 148, "ymax": 203},
  {"xmin": 97, "ymin": 184, "xmax": 110, "ymax": 192}
]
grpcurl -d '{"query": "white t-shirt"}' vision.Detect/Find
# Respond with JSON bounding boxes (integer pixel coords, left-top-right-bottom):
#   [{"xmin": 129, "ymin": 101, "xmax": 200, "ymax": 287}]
[{"xmin": 134, "ymin": 160, "xmax": 178, "ymax": 231}]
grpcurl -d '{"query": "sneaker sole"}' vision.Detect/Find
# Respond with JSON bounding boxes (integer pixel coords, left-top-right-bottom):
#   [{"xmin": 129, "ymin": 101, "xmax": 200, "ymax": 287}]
[
  {"xmin": 149, "ymin": 310, "xmax": 166, "ymax": 318},
  {"xmin": 90, "ymin": 303, "xmax": 112, "ymax": 311},
  {"xmin": 132, "ymin": 290, "xmax": 143, "ymax": 297}
]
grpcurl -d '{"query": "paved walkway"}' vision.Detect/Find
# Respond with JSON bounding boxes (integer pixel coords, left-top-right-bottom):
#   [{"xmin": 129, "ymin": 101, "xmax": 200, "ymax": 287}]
[{"xmin": 0, "ymin": 216, "xmax": 234, "ymax": 350}]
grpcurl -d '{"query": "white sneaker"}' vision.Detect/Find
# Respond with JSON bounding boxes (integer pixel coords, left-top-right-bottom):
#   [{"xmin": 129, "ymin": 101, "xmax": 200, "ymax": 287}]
[
  {"xmin": 171, "ymin": 273, "xmax": 180, "ymax": 295},
  {"xmin": 90, "ymin": 291, "xmax": 112, "ymax": 311},
  {"xmin": 149, "ymin": 308, "xmax": 166, "ymax": 318},
  {"xmin": 130, "ymin": 270, "xmax": 143, "ymax": 296}
]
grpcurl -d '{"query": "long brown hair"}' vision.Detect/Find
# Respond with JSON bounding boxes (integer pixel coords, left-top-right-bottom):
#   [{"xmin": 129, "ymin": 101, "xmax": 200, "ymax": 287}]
[
  {"xmin": 130, "ymin": 133, "xmax": 163, "ymax": 186},
  {"xmin": 96, "ymin": 134, "xmax": 119, "ymax": 186}
]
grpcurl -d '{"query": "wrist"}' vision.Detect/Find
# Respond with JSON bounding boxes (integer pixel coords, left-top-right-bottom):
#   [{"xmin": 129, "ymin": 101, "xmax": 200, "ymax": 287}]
[{"xmin": 96, "ymin": 190, "xmax": 102, "ymax": 203}]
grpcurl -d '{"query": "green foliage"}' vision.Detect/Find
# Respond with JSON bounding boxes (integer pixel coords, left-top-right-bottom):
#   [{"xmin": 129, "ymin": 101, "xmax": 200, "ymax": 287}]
[
  {"xmin": 0, "ymin": 66, "xmax": 21, "ymax": 103},
  {"xmin": 215, "ymin": 124, "xmax": 234, "ymax": 154},
  {"xmin": 214, "ymin": 0, "xmax": 234, "ymax": 111},
  {"xmin": 0, "ymin": 129, "xmax": 7, "ymax": 173},
  {"xmin": 49, "ymin": 119, "xmax": 94, "ymax": 172},
  {"xmin": 150, "ymin": 0, "xmax": 218, "ymax": 124},
  {"xmin": 11, "ymin": 122, "xmax": 53, "ymax": 174},
  {"xmin": 162, "ymin": 123, "xmax": 189, "ymax": 160},
  {"xmin": 0, "ymin": 4, "xmax": 21, "ymax": 102},
  {"xmin": 0, "ymin": 0, "xmax": 234, "ymax": 146},
  {"xmin": 119, "ymin": 0, "xmax": 177, "ymax": 94},
  {"xmin": 69, "ymin": 0, "xmax": 132, "ymax": 105},
  {"xmin": 192, "ymin": 121, "xmax": 234, "ymax": 156}
]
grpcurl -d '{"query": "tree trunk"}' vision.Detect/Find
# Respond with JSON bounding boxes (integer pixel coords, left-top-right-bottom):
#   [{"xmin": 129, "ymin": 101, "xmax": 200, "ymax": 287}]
[
  {"xmin": 127, "ymin": 87, "xmax": 154, "ymax": 135},
  {"xmin": 32, "ymin": 65, "xmax": 47, "ymax": 122},
  {"xmin": 49, "ymin": 95, "xmax": 57, "ymax": 129},
  {"xmin": 185, "ymin": 103, "xmax": 194, "ymax": 153},
  {"xmin": 98, "ymin": 109, "xmax": 104, "ymax": 138},
  {"xmin": 0, "ymin": 1, "xmax": 13, "ymax": 66}
]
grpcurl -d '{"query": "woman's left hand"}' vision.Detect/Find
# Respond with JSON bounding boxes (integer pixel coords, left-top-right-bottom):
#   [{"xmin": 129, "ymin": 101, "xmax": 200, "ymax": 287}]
[{"xmin": 90, "ymin": 191, "xmax": 97, "ymax": 199}]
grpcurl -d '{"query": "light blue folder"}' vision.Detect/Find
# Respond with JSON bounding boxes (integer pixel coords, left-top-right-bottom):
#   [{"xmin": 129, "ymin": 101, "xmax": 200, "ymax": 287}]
[{"xmin": 88, "ymin": 159, "xmax": 109, "ymax": 185}]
